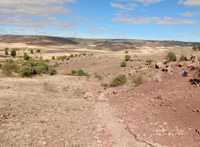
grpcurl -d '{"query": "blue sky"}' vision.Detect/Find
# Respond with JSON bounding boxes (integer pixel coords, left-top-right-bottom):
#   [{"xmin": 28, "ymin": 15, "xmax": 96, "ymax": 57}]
[{"xmin": 0, "ymin": 0, "xmax": 200, "ymax": 41}]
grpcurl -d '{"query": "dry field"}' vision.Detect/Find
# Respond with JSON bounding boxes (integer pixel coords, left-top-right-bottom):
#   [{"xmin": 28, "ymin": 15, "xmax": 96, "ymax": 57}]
[{"xmin": 0, "ymin": 35, "xmax": 200, "ymax": 147}]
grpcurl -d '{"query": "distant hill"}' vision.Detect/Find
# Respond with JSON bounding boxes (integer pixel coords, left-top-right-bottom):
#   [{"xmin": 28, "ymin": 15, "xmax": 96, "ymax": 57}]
[
  {"xmin": 0, "ymin": 35, "xmax": 199, "ymax": 47},
  {"xmin": 0, "ymin": 35, "xmax": 78, "ymax": 46}
]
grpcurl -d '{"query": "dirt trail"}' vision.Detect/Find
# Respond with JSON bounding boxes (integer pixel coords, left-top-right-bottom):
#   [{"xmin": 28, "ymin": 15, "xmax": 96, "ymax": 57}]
[{"xmin": 95, "ymin": 93, "xmax": 163, "ymax": 147}]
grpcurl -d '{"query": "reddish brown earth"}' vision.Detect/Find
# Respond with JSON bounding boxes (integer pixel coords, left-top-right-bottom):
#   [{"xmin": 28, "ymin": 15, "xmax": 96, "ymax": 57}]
[{"xmin": 0, "ymin": 36, "xmax": 200, "ymax": 147}]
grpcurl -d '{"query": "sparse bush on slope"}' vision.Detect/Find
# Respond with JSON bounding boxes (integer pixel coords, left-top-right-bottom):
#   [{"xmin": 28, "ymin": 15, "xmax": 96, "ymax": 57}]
[
  {"xmin": 2, "ymin": 59, "xmax": 18, "ymax": 76},
  {"xmin": 166, "ymin": 52, "xmax": 176, "ymax": 63},
  {"xmin": 11, "ymin": 49, "xmax": 16, "ymax": 57},
  {"xmin": 125, "ymin": 55, "xmax": 131, "ymax": 61},
  {"xmin": 20, "ymin": 60, "xmax": 51, "ymax": 77},
  {"xmin": 132, "ymin": 75, "xmax": 144, "ymax": 86},
  {"xmin": 121, "ymin": 61, "xmax": 127, "ymax": 67},
  {"xmin": 110, "ymin": 75, "xmax": 126, "ymax": 87}
]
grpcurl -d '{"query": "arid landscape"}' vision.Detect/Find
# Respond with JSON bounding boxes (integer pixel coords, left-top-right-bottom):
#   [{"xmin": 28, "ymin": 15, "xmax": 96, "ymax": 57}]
[{"xmin": 0, "ymin": 35, "xmax": 200, "ymax": 147}]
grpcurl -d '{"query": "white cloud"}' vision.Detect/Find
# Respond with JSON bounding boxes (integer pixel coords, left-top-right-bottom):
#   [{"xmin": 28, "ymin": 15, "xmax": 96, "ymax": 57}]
[
  {"xmin": 178, "ymin": 0, "xmax": 200, "ymax": 6},
  {"xmin": 0, "ymin": 16, "xmax": 77, "ymax": 28},
  {"xmin": 0, "ymin": 0, "xmax": 76, "ymax": 17},
  {"xmin": 112, "ymin": 16, "xmax": 198, "ymax": 25},
  {"xmin": 110, "ymin": 2, "xmax": 137, "ymax": 11},
  {"xmin": 156, "ymin": 16, "xmax": 197, "ymax": 25},
  {"xmin": 171, "ymin": 35, "xmax": 184, "ymax": 37},
  {"xmin": 116, "ymin": 0, "xmax": 164, "ymax": 6},
  {"xmin": 89, "ymin": 28, "xmax": 109, "ymax": 33},
  {"xmin": 112, "ymin": 16, "xmax": 159, "ymax": 24},
  {"xmin": 0, "ymin": 0, "xmax": 77, "ymax": 28},
  {"xmin": 180, "ymin": 11, "xmax": 197, "ymax": 17},
  {"xmin": 109, "ymin": 25, "xmax": 120, "ymax": 28},
  {"xmin": 77, "ymin": 17, "xmax": 89, "ymax": 21}
]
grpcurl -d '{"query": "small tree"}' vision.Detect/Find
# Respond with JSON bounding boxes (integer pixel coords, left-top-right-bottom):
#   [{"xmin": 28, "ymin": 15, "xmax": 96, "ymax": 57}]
[
  {"xmin": 5, "ymin": 48, "xmax": 9, "ymax": 55},
  {"xmin": 11, "ymin": 49, "xmax": 16, "ymax": 57},
  {"xmin": 36, "ymin": 49, "xmax": 41, "ymax": 53},
  {"xmin": 192, "ymin": 46, "xmax": 198, "ymax": 51},
  {"xmin": 23, "ymin": 53, "xmax": 30, "ymax": 60},
  {"xmin": 110, "ymin": 75, "xmax": 126, "ymax": 87},
  {"xmin": 121, "ymin": 61, "xmax": 127, "ymax": 67},
  {"xmin": 166, "ymin": 52, "xmax": 176, "ymax": 63},
  {"xmin": 30, "ymin": 49, "xmax": 33, "ymax": 54},
  {"xmin": 125, "ymin": 55, "xmax": 131, "ymax": 61}
]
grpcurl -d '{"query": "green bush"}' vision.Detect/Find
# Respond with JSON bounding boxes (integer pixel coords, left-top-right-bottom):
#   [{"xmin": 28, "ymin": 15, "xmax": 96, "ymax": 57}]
[
  {"xmin": 24, "ymin": 53, "xmax": 30, "ymax": 60},
  {"xmin": 11, "ymin": 49, "xmax": 16, "ymax": 57},
  {"xmin": 70, "ymin": 54, "xmax": 74, "ymax": 58},
  {"xmin": 179, "ymin": 53, "xmax": 186, "ymax": 61},
  {"xmin": 30, "ymin": 49, "xmax": 33, "ymax": 54},
  {"xmin": 125, "ymin": 51, "xmax": 129, "ymax": 54},
  {"xmin": 53, "ymin": 62, "xmax": 59, "ymax": 67},
  {"xmin": 49, "ymin": 68, "xmax": 57, "ymax": 75},
  {"xmin": 66, "ymin": 69, "xmax": 90, "ymax": 77},
  {"xmin": 125, "ymin": 55, "xmax": 131, "ymax": 61},
  {"xmin": 20, "ymin": 60, "xmax": 49, "ymax": 77},
  {"xmin": 166, "ymin": 52, "xmax": 176, "ymax": 63},
  {"xmin": 132, "ymin": 75, "xmax": 144, "ymax": 86},
  {"xmin": 121, "ymin": 61, "xmax": 127, "ymax": 67},
  {"xmin": 36, "ymin": 49, "xmax": 41, "ymax": 53},
  {"xmin": 2, "ymin": 59, "xmax": 18, "ymax": 76},
  {"xmin": 52, "ymin": 56, "xmax": 55, "ymax": 60},
  {"xmin": 57, "ymin": 56, "xmax": 67, "ymax": 61},
  {"xmin": 110, "ymin": 75, "xmax": 126, "ymax": 87},
  {"xmin": 146, "ymin": 59, "xmax": 154, "ymax": 64},
  {"xmin": 77, "ymin": 69, "xmax": 85, "ymax": 76},
  {"xmin": 71, "ymin": 70, "xmax": 77, "ymax": 74},
  {"xmin": 5, "ymin": 48, "xmax": 9, "ymax": 55},
  {"xmin": 192, "ymin": 46, "xmax": 198, "ymax": 51},
  {"xmin": 94, "ymin": 74, "xmax": 103, "ymax": 80}
]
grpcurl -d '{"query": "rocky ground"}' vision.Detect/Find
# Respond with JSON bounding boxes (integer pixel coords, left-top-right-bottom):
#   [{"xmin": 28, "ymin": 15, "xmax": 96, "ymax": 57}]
[{"xmin": 0, "ymin": 39, "xmax": 200, "ymax": 147}]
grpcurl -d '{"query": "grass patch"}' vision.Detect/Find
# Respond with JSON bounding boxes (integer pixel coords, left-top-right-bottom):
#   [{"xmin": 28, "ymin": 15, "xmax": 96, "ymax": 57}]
[
  {"xmin": 121, "ymin": 61, "xmax": 127, "ymax": 67},
  {"xmin": 110, "ymin": 74, "xmax": 126, "ymax": 87},
  {"xmin": 132, "ymin": 74, "xmax": 144, "ymax": 86}
]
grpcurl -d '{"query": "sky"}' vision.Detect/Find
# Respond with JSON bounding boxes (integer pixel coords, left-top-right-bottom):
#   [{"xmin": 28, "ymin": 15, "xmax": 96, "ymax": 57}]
[{"xmin": 0, "ymin": 0, "xmax": 200, "ymax": 42}]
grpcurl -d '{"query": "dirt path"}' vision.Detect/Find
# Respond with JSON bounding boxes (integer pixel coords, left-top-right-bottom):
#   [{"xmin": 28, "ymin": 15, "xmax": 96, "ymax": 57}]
[{"xmin": 95, "ymin": 93, "xmax": 163, "ymax": 147}]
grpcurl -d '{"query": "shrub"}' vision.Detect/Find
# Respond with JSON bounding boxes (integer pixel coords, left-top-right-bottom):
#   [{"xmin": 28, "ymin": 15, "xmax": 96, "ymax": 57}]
[
  {"xmin": 57, "ymin": 56, "xmax": 67, "ymax": 61},
  {"xmin": 0, "ymin": 63, "xmax": 2, "ymax": 69},
  {"xmin": 11, "ymin": 49, "xmax": 16, "ymax": 57},
  {"xmin": 20, "ymin": 60, "xmax": 49, "ymax": 77},
  {"xmin": 94, "ymin": 74, "xmax": 103, "ymax": 80},
  {"xmin": 71, "ymin": 70, "xmax": 77, "ymax": 74},
  {"xmin": 52, "ymin": 56, "xmax": 55, "ymax": 60},
  {"xmin": 146, "ymin": 59, "xmax": 154, "ymax": 64},
  {"xmin": 125, "ymin": 51, "xmax": 129, "ymax": 54},
  {"xmin": 110, "ymin": 75, "xmax": 126, "ymax": 87},
  {"xmin": 166, "ymin": 52, "xmax": 176, "ymax": 63},
  {"xmin": 36, "ymin": 49, "xmax": 41, "ymax": 53},
  {"xmin": 5, "ymin": 48, "xmax": 9, "ymax": 55},
  {"xmin": 30, "ymin": 49, "xmax": 33, "ymax": 54},
  {"xmin": 192, "ymin": 46, "xmax": 198, "ymax": 51},
  {"xmin": 2, "ymin": 59, "xmax": 18, "ymax": 76},
  {"xmin": 66, "ymin": 69, "xmax": 90, "ymax": 77},
  {"xmin": 132, "ymin": 75, "xmax": 144, "ymax": 86},
  {"xmin": 53, "ymin": 62, "xmax": 59, "ymax": 67},
  {"xmin": 24, "ymin": 53, "xmax": 30, "ymax": 60},
  {"xmin": 49, "ymin": 68, "xmax": 57, "ymax": 75},
  {"xmin": 70, "ymin": 54, "xmax": 74, "ymax": 58},
  {"xmin": 82, "ymin": 53, "xmax": 86, "ymax": 56},
  {"xmin": 121, "ymin": 61, "xmax": 127, "ymax": 67},
  {"xmin": 125, "ymin": 55, "xmax": 131, "ymax": 61},
  {"xmin": 77, "ymin": 69, "xmax": 85, "ymax": 76},
  {"xmin": 179, "ymin": 53, "xmax": 186, "ymax": 61}
]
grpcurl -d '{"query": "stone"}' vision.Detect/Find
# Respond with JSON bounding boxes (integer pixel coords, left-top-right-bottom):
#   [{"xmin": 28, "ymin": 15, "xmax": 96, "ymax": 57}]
[{"xmin": 155, "ymin": 61, "xmax": 163, "ymax": 69}]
